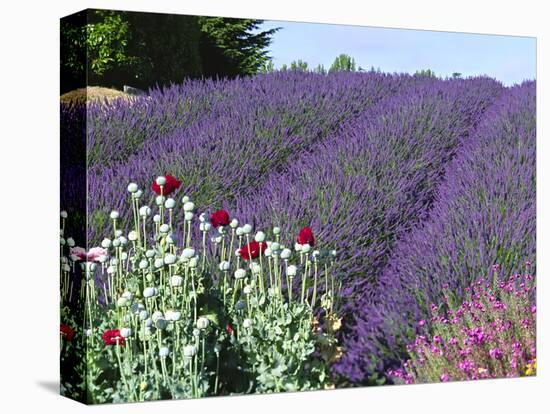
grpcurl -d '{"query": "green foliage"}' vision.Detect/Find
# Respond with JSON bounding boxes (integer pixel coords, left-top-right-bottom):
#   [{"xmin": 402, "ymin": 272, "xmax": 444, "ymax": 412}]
[
  {"xmin": 289, "ymin": 60, "xmax": 309, "ymax": 71},
  {"xmin": 60, "ymin": 10, "xmax": 278, "ymax": 92},
  {"xmin": 314, "ymin": 64, "xmax": 327, "ymax": 74},
  {"xmin": 415, "ymin": 68, "xmax": 437, "ymax": 78},
  {"xmin": 329, "ymin": 54, "xmax": 357, "ymax": 72},
  {"xmin": 452, "ymin": 72, "xmax": 463, "ymax": 78}
]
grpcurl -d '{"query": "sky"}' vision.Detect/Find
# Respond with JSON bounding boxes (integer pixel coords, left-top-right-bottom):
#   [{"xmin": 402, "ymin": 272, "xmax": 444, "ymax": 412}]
[{"xmin": 258, "ymin": 20, "xmax": 536, "ymax": 86}]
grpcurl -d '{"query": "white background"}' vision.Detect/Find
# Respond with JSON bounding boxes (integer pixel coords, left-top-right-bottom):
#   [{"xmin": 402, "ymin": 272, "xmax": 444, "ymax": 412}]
[{"xmin": 0, "ymin": 0, "xmax": 546, "ymax": 412}]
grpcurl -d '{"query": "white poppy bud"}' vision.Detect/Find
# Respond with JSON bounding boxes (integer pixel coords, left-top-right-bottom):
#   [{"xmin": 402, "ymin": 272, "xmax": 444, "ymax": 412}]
[
  {"xmin": 145, "ymin": 249, "xmax": 155, "ymax": 258},
  {"xmin": 98, "ymin": 255, "xmax": 108, "ymax": 263},
  {"xmin": 139, "ymin": 206, "xmax": 151, "ymax": 217},
  {"xmin": 218, "ymin": 226, "xmax": 226, "ymax": 235},
  {"xmin": 235, "ymin": 249, "xmax": 241, "ymax": 257},
  {"xmin": 183, "ymin": 345, "xmax": 197, "ymax": 358},
  {"xmin": 211, "ymin": 235, "xmax": 222, "ymax": 244},
  {"xmin": 122, "ymin": 291, "xmax": 133, "ymax": 301},
  {"xmin": 188, "ymin": 257, "xmax": 199, "ymax": 268},
  {"xmin": 219, "ymin": 261, "xmax": 230, "ymax": 271},
  {"xmin": 120, "ymin": 327, "xmax": 132, "ymax": 338},
  {"xmin": 199, "ymin": 213, "xmax": 207, "ymax": 223},
  {"xmin": 115, "ymin": 230, "xmax": 123, "ymax": 238},
  {"xmin": 243, "ymin": 319, "xmax": 253, "ymax": 329},
  {"xmin": 60, "ymin": 237, "xmax": 66, "ymax": 246},
  {"xmin": 133, "ymin": 189, "xmax": 143, "ymax": 199},
  {"xmin": 281, "ymin": 248, "xmax": 292, "ymax": 260},
  {"xmin": 159, "ymin": 224, "xmax": 170, "ymax": 234},
  {"xmin": 242, "ymin": 224, "xmax": 252, "ymax": 234},
  {"xmin": 181, "ymin": 196, "xmax": 190, "ymax": 204},
  {"xmin": 66, "ymin": 237, "xmax": 75, "ymax": 247},
  {"xmin": 60, "ymin": 211, "xmax": 68, "ymax": 219},
  {"xmin": 230, "ymin": 218, "xmax": 239, "ymax": 228},
  {"xmin": 295, "ymin": 243, "xmax": 303, "ymax": 252},
  {"xmin": 107, "ymin": 265, "xmax": 115, "ymax": 274},
  {"xmin": 183, "ymin": 202, "xmax": 195, "ymax": 212},
  {"xmin": 271, "ymin": 242, "xmax": 281, "ymax": 251},
  {"xmin": 139, "ymin": 310, "xmax": 149, "ymax": 321},
  {"xmin": 185, "ymin": 212, "xmax": 194, "ymax": 221},
  {"xmin": 110, "ymin": 211, "xmax": 119, "ymax": 220},
  {"xmin": 62, "ymin": 264, "xmax": 71, "ymax": 272},
  {"xmin": 236, "ymin": 227, "xmax": 244, "ymax": 236},
  {"xmin": 101, "ymin": 238, "xmax": 112, "ymax": 248},
  {"xmin": 164, "ymin": 254, "xmax": 177, "ymax": 265},
  {"xmin": 112, "ymin": 239, "xmax": 121, "ymax": 248},
  {"xmin": 234, "ymin": 269, "xmax": 246, "ymax": 279},
  {"xmin": 196, "ymin": 317, "xmax": 210, "ymax": 330},
  {"xmin": 273, "ymin": 226, "xmax": 281, "ymax": 235},
  {"xmin": 264, "ymin": 248, "xmax": 272, "ymax": 257},
  {"xmin": 118, "ymin": 236, "xmax": 128, "ymax": 246},
  {"xmin": 250, "ymin": 262, "xmax": 261, "ymax": 274},
  {"xmin": 331, "ymin": 250, "xmax": 337, "ymax": 257},
  {"xmin": 152, "ymin": 311, "xmax": 164, "ymax": 322},
  {"xmin": 171, "ymin": 275, "xmax": 183, "ymax": 287},
  {"xmin": 302, "ymin": 244, "xmax": 312, "ymax": 253},
  {"xmin": 155, "ymin": 195, "xmax": 166, "ymax": 206},
  {"xmin": 128, "ymin": 231, "xmax": 138, "ymax": 241},
  {"xmin": 255, "ymin": 231, "xmax": 266, "ymax": 242},
  {"xmin": 143, "ymin": 287, "xmax": 157, "ymax": 298},
  {"xmin": 153, "ymin": 214, "xmax": 161, "ymax": 223},
  {"xmin": 156, "ymin": 176, "xmax": 166, "ymax": 186},
  {"xmin": 127, "ymin": 183, "xmax": 139, "ymax": 193},
  {"xmin": 154, "ymin": 258, "xmax": 164, "ymax": 268},
  {"xmin": 159, "ymin": 347, "xmax": 170, "ymax": 357},
  {"xmin": 164, "ymin": 198, "xmax": 176, "ymax": 209},
  {"xmin": 117, "ymin": 297, "xmax": 129, "ymax": 307},
  {"xmin": 287, "ymin": 265, "xmax": 298, "ymax": 276},
  {"xmin": 181, "ymin": 248, "xmax": 196, "ymax": 259},
  {"xmin": 139, "ymin": 259, "xmax": 149, "ymax": 270},
  {"xmin": 243, "ymin": 285, "xmax": 252, "ymax": 295}
]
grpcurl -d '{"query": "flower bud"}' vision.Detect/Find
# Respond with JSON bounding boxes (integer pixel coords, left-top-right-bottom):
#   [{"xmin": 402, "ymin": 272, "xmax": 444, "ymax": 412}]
[
  {"xmin": 250, "ymin": 262, "xmax": 261, "ymax": 274},
  {"xmin": 171, "ymin": 275, "xmax": 183, "ymax": 287},
  {"xmin": 133, "ymin": 189, "xmax": 143, "ymax": 199},
  {"xmin": 295, "ymin": 243, "xmax": 303, "ymax": 252},
  {"xmin": 273, "ymin": 226, "xmax": 281, "ymax": 235},
  {"xmin": 199, "ymin": 213, "xmax": 207, "ymax": 222},
  {"xmin": 183, "ymin": 345, "xmax": 197, "ymax": 358},
  {"xmin": 234, "ymin": 268, "xmax": 246, "ymax": 279},
  {"xmin": 110, "ymin": 211, "xmax": 119, "ymax": 220},
  {"xmin": 139, "ymin": 259, "xmax": 149, "ymax": 270},
  {"xmin": 183, "ymin": 202, "xmax": 195, "ymax": 212},
  {"xmin": 243, "ymin": 285, "xmax": 252, "ymax": 295},
  {"xmin": 236, "ymin": 227, "xmax": 244, "ymax": 236},
  {"xmin": 127, "ymin": 183, "xmax": 139, "ymax": 193},
  {"xmin": 118, "ymin": 236, "xmax": 128, "ymax": 246},
  {"xmin": 154, "ymin": 258, "xmax": 164, "ymax": 268},
  {"xmin": 159, "ymin": 347, "xmax": 170, "ymax": 357},
  {"xmin": 271, "ymin": 242, "xmax": 281, "ymax": 251},
  {"xmin": 120, "ymin": 327, "xmax": 132, "ymax": 338},
  {"xmin": 188, "ymin": 257, "xmax": 199, "ymax": 268},
  {"xmin": 230, "ymin": 218, "xmax": 239, "ymax": 228},
  {"xmin": 153, "ymin": 214, "xmax": 161, "ymax": 223},
  {"xmin": 255, "ymin": 231, "xmax": 266, "ymax": 242},
  {"xmin": 287, "ymin": 265, "xmax": 298, "ymax": 276},
  {"xmin": 128, "ymin": 231, "xmax": 138, "ymax": 241},
  {"xmin": 139, "ymin": 206, "xmax": 151, "ymax": 217},
  {"xmin": 159, "ymin": 224, "xmax": 170, "ymax": 234},
  {"xmin": 155, "ymin": 176, "xmax": 166, "ymax": 186},
  {"xmin": 139, "ymin": 310, "xmax": 149, "ymax": 321},
  {"xmin": 185, "ymin": 212, "xmax": 194, "ymax": 221},
  {"xmin": 117, "ymin": 297, "xmax": 129, "ymax": 307},
  {"xmin": 242, "ymin": 224, "xmax": 252, "ymax": 234},
  {"xmin": 101, "ymin": 238, "xmax": 112, "ymax": 248},
  {"xmin": 196, "ymin": 317, "xmax": 210, "ymax": 330},
  {"xmin": 60, "ymin": 211, "xmax": 68, "ymax": 219},
  {"xmin": 164, "ymin": 254, "xmax": 177, "ymax": 265},
  {"xmin": 66, "ymin": 237, "xmax": 75, "ymax": 247},
  {"xmin": 264, "ymin": 248, "xmax": 272, "ymax": 257},
  {"xmin": 155, "ymin": 196, "xmax": 166, "ymax": 206},
  {"xmin": 281, "ymin": 248, "xmax": 292, "ymax": 260},
  {"xmin": 219, "ymin": 261, "xmax": 230, "ymax": 271},
  {"xmin": 143, "ymin": 287, "xmax": 157, "ymax": 298},
  {"xmin": 181, "ymin": 196, "xmax": 190, "ymax": 204},
  {"xmin": 243, "ymin": 319, "xmax": 253, "ymax": 329},
  {"xmin": 302, "ymin": 244, "xmax": 312, "ymax": 253},
  {"xmin": 164, "ymin": 198, "xmax": 176, "ymax": 209},
  {"xmin": 115, "ymin": 230, "xmax": 123, "ymax": 238}
]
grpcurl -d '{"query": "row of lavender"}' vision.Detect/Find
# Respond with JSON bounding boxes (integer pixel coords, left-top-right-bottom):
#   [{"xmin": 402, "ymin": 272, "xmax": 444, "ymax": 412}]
[
  {"xmin": 336, "ymin": 81, "xmax": 536, "ymax": 382},
  {"xmin": 61, "ymin": 72, "xmax": 535, "ymax": 385}
]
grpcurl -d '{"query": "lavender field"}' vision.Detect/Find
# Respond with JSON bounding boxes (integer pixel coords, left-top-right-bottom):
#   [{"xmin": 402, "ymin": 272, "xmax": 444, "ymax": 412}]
[{"xmin": 60, "ymin": 71, "xmax": 536, "ymax": 401}]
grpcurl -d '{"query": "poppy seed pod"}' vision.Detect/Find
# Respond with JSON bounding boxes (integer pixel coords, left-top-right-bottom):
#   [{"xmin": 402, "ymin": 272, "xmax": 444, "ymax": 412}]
[
  {"xmin": 155, "ymin": 318, "xmax": 168, "ymax": 330},
  {"xmin": 183, "ymin": 345, "xmax": 197, "ymax": 358},
  {"xmin": 242, "ymin": 224, "xmax": 253, "ymax": 234},
  {"xmin": 133, "ymin": 190, "xmax": 143, "ymax": 199},
  {"xmin": 243, "ymin": 285, "xmax": 252, "ymax": 295},
  {"xmin": 101, "ymin": 238, "xmax": 112, "ymax": 248},
  {"xmin": 131, "ymin": 303, "xmax": 144, "ymax": 314},
  {"xmin": 218, "ymin": 226, "xmax": 226, "ymax": 235},
  {"xmin": 168, "ymin": 310, "xmax": 182, "ymax": 321},
  {"xmin": 159, "ymin": 224, "xmax": 170, "ymax": 234},
  {"xmin": 211, "ymin": 235, "xmax": 222, "ymax": 244},
  {"xmin": 117, "ymin": 297, "xmax": 129, "ymax": 307},
  {"xmin": 66, "ymin": 237, "xmax": 75, "ymax": 247},
  {"xmin": 250, "ymin": 262, "xmax": 261, "ymax": 274},
  {"xmin": 60, "ymin": 237, "xmax": 66, "ymax": 246},
  {"xmin": 118, "ymin": 236, "xmax": 128, "ymax": 246},
  {"xmin": 264, "ymin": 248, "xmax": 272, "ymax": 257},
  {"xmin": 255, "ymin": 231, "xmax": 266, "ymax": 242},
  {"xmin": 302, "ymin": 244, "xmax": 312, "ymax": 253},
  {"xmin": 153, "ymin": 214, "xmax": 161, "ymax": 223},
  {"xmin": 145, "ymin": 249, "xmax": 155, "ymax": 258},
  {"xmin": 164, "ymin": 198, "xmax": 176, "ymax": 209},
  {"xmin": 154, "ymin": 258, "xmax": 164, "ymax": 268},
  {"xmin": 155, "ymin": 176, "xmax": 166, "ymax": 186},
  {"xmin": 164, "ymin": 254, "xmax": 177, "ymax": 265},
  {"xmin": 243, "ymin": 319, "xmax": 253, "ymax": 329},
  {"xmin": 270, "ymin": 242, "xmax": 281, "ymax": 251},
  {"xmin": 183, "ymin": 202, "xmax": 195, "ymax": 212},
  {"xmin": 139, "ymin": 310, "xmax": 149, "ymax": 321},
  {"xmin": 236, "ymin": 227, "xmax": 244, "ymax": 236},
  {"xmin": 128, "ymin": 231, "xmax": 138, "ymax": 242},
  {"xmin": 115, "ymin": 230, "xmax": 123, "ymax": 238},
  {"xmin": 106, "ymin": 265, "xmax": 115, "ymax": 274},
  {"xmin": 185, "ymin": 212, "xmax": 194, "ymax": 221},
  {"xmin": 138, "ymin": 260, "xmax": 148, "ymax": 270},
  {"xmin": 234, "ymin": 268, "xmax": 246, "ymax": 279},
  {"xmin": 196, "ymin": 317, "xmax": 210, "ymax": 330},
  {"xmin": 127, "ymin": 183, "xmax": 139, "ymax": 193},
  {"xmin": 295, "ymin": 243, "xmax": 303, "ymax": 252},
  {"xmin": 281, "ymin": 248, "xmax": 292, "ymax": 260},
  {"xmin": 155, "ymin": 196, "xmax": 166, "ymax": 206},
  {"xmin": 219, "ymin": 261, "xmax": 230, "ymax": 271},
  {"xmin": 181, "ymin": 196, "xmax": 190, "ymax": 204},
  {"xmin": 110, "ymin": 211, "xmax": 119, "ymax": 220},
  {"xmin": 120, "ymin": 327, "xmax": 132, "ymax": 338},
  {"xmin": 287, "ymin": 265, "xmax": 298, "ymax": 276},
  {"xmin": 122, "ymin": 291, "xmax": 133, "ymax": 300},
  {"xmin": 152, "ymin": 311, "xmax": 164, "ymax": 322},
  {"xmin": 199, "ymin": 213, "xmax": 207, "ymax": 222},
  {"xmin": 112, "ymin": 239, "xmax": 121, "ymax": 248},
  {"xmin": 171, "ymin": 275, "xmax": 183, "ymax": 287},
  {"xmin": 273, "ymin": 226, "xmax": 281, "ymax": 235},
  {"xmin": 230, "ymin": 218, "xmax": 239, "ymax": 228},
  {"xmin": 143, "ymin": 287, "xmax": 157, "ymax": 298},
  {"xmin": 159, "ymin": 347, "xmax": 170, "ymax": 358},
  {"xmin": 189, "ymin": 257, "xmax": 199, "ymax": 268},
  {"xmin": 139, "ymin": 206, "xmax": 151, "ymax": 217},
  {"xmin": 60, "ymin": 211, "xmax": 68, "ymax": 219},
  {"xmin": 181, "ymin": 248, "xmax": 195, "ymax": 259}
]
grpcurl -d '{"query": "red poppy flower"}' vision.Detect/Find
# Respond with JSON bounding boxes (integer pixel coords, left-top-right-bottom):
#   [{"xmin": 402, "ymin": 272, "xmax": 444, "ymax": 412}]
[
  {"xmin": 151, "ymin": 174, "xmax": 182, "ymax": 196},
  {"xmin": 297, "ymin": 226, "xmax": 315, "ymax": 247},
  {"xmin": 210, "ymin": 209, "xmax": 230, "ymax": 228},
  {"xmin": 226, "ymin": 323, "xmax": 234, "ymax": 335},
  {"xmin": 239, "ymin": 241, "xmax": 267, "ymax": 261},
  {"xmin": 102, "ymin": 329, "xmax": 125, "ymax": 346},
  {"xmin": 60, "ymin": 324, "xmax": 74, "ymax": 341}
]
